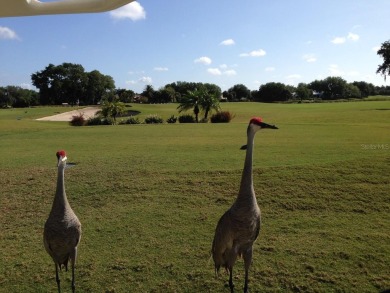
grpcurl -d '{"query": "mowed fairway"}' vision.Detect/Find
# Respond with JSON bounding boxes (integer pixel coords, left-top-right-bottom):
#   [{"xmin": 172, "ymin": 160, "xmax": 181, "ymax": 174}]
[{"xmin": 0, "ymin": 101, "xmax": 389, "ymax": 292}]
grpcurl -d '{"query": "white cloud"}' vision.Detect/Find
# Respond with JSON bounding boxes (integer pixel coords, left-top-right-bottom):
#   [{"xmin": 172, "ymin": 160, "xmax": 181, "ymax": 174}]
[
  {"xmin": 347, "ymin": 32, "xmax": 359, "ymax": 41},
  {"xmin": 109, "ymin": 2, "xmax": 146, "ymax": 21},
  {"xmin": 265, "ymin": 67, "xmax": 275, "ymax": 72},
  {"xmin": 207, "ymin": 68, "xmax": 222, "ymax": 75},
  {"xmin": 154, "ymin": 67, "xmax": 168, "ymax": 71},
  {"xmin": 207, "ymin": 68, "xmax": 237, "ymax": 76},
  {"xmin": 331, "ymin": 37, "xmax": 346, "ymax": 44},
  {"xmin": 240, "ymin": 49, "xmax": 266, "ymax": 57},
  {"xmin": 219, "ymin": 64, "xmax": 228, "ymax": 69},
  {"xmin": 220, "ymin": 39, "xmax": 235, "ymax": 46},
  {"xmin": 126, "ymin": 76, "xmax": 152, "ymax": 85},
  {"xmin": 223, "ymin": 69, "xmax": 237, "ymax": 76},
  {"xmin": 332, "ymin": 32, "xmax": 360, "ymax": 45},
  {"xmin": 194, "ymin": 56, "xmax": 212, "ymax": 65},
  {"xmin": 372, "ymin": 46, "xmax": 381, "ymax": 52},
  {"xmin": 286, "ymin": 74, "xmax": 301, "ymax": 80},
  {"xmin": 303, "ymin": 54, "xmax": 317, "ymax": 63},
  {"xmin": 0, "ymin": 26, "xmax": 20, "ymax": 40},
  {"xmin": 139, "ymin": 76, "xmax": 152, "ymax": 83}
]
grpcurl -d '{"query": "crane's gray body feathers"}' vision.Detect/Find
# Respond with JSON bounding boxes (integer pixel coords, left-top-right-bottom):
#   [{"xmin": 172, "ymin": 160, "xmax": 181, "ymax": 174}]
[
  {"xmin": 212, "ymin": 120, "xmax": 274, "ymax": 293},
  {"xmin": 44, "ymin": 157, "xmax": 81, "ymax": 292},
  {"xmin": 212, "ymin": 204, "xmax": 260, "ymax": 272},
  {"xmin": 44, "ymin": 208, "xmax": 81, "ymax": 270}
]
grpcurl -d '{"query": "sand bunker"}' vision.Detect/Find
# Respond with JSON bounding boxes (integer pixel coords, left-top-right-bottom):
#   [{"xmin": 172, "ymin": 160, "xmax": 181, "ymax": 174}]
[{"xmin": 36, "ymin": 107, "xmax": 100, "ymax": 121}]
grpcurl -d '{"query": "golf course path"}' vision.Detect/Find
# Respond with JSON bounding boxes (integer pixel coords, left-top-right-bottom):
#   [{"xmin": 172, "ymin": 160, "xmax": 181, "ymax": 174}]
[{"xmin": 36, "ymin": 107, "xmax": 100, "ymax": 121}]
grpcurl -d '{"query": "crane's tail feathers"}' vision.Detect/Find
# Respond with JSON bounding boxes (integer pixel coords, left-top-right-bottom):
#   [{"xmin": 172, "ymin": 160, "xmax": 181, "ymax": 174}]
[{"xmin": 240, "ymin": 145, "xmax": 247, "ymax": 150}]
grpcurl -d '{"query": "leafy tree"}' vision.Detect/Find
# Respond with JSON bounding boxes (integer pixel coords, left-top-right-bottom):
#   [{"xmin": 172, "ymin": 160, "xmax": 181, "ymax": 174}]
[
  {"xmin": 344, "ymin": 84, "xmax": 361, "ymax": 99},
  {"xmin": 0, "ymin": 86, "xmax": 15, "ymax": 107},
  {"xmin": 162, "ymin": 86, "xmax": 178, "ymax": 103},
  {"xmin": 141, "ymin": 85, "xmax": 156, "ymax": 103},
  {"xmin": 60, "ymin": 63, "xmax": 88, "ymax": 105},
  {"xmin": 324, "ymin": 77, "xmax": 349, "ymax": 99},
  {"xmin": 86, "ymin": 70, "xmax": 115, "ymax": 104},
  {"xmin": 0, "ymin": 86, "xmax": 38, "ymax": 108},
  {"xmin": 31, "ymin": 63, "xmax": 114, "ymax": 105},
  {"xmin": 376, "ymin": 40, "xmax": 390, "ymax": 81},
  {"xmin": 309, "ymin": 77, "xmax": 349, "ymax": 100},
  {"xmin": 99, "ymin": 98, "xmax": 126, "ymax": 124},
  {"xmin": 166, "ymin": 81, "xmax": 198, "ymax": 102},
  {"xmin": 227, "ymin": 84, "xmax": 251, "ymax": 101},
  {"xmin": 295, "ymin": 83, "xmax": 312, "ymax": 100},
  {"xmin": 153, "ymin": 87, "xmax": 176, "ymax": 103},
  {"xmin": 352, "ymin": 81, "xmax": 376, "ymax": 98},
  {"xmin": 116, "ymin": 88, "xmax": 135, "ymax": 103},
  {"xmin": 255, "ymin": 82, "xmax": 292, "ymax": 102}
]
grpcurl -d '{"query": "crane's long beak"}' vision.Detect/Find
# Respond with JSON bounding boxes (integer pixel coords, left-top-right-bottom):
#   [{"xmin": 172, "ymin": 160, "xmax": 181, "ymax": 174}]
[
  {"xmin": 57, "ymin": 155, "xmax": 67, "ymax": 167},
  {"xmin": 260, "ymin": 122, "xmax": 278, "ymax": 129}
]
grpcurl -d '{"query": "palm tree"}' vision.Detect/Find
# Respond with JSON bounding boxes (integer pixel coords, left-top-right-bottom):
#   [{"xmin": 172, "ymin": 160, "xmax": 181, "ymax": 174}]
[
  {"xmin": 177, "ymin": 89, "xmax": 200, "ymax": 122},
  {"xmin": 198, "ymin": 88, "xmax": 220, "ymax": 120},
  {"xmin": 99, "ymin": 98, "xmax": 126, "ymax": 124}
]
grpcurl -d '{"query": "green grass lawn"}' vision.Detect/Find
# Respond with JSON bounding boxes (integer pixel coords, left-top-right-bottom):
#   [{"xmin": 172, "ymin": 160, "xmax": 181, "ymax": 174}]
[{"xmin": 0, "ymin": 101, "xmax": 389, "ymax": 292}]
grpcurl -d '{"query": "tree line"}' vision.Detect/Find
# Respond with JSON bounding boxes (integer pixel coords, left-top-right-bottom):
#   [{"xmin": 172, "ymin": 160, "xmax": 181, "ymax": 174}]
[{"xmin": 1, "ymin": 39, "xmax": 389, "ymax": 108}]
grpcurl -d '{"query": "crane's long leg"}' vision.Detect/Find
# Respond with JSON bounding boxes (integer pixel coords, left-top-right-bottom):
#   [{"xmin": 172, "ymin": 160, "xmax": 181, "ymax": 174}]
[
  {"xmin": 55, "ymin": 263, "xmax": 61, "ymax": 293},
  {"xmin": 228, "ymin": 266, "xmax": 234, "ymax": 293},
  {"xmin": 243, "ymin": 248, "xmax": 253, "ymax": 293},
  {"xmin": 71, "ymin": 248, "xmax": 77, "ymax": 293}
]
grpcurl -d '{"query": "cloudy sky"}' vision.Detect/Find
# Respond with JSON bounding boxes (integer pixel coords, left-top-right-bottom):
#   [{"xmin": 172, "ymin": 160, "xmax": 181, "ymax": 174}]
[{"xmin": 0, "ymin": 0, "xmax": 389, "ymax": 93}]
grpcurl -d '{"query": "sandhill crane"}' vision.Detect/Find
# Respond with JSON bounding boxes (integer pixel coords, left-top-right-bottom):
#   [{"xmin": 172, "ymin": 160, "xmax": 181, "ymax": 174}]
[
  {"xmin": 44, "ymin": 150, "xmax": 81, "ymax": 293},
  {"xmin": 212, "ymin": 117, "xmax": 278, "ymax": 293}
]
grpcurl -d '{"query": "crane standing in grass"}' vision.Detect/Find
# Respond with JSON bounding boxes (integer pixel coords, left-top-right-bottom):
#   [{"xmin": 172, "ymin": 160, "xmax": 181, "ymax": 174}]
[
  {"xmin": 212, "ymin": 117, "xmax": 278, "ymax": 293},
  {"xmin": 44, "ymin": 150, "xmax": 81, "ymax": 293}
]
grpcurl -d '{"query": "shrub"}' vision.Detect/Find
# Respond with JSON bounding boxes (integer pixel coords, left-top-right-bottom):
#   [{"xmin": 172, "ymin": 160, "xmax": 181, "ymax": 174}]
[
  {"xmin": 70, "ymin": 113, "xmax": 86, "ymax": 126},
  {"xmin": 144, "ymin": 114, "xmax": 164, "ymax": 124},
  {"xmin": 210, "ymin": 111, "xmax": 234, "ymax": 123},
  {"xmin": 120, "ymin": 116, "xmax": 141, "ymax": 125},
  {"xmin": 166, "ymin": 115, "xmax": 177, "ymax": 124},
  {"xmin": 178, "ymin": 114, "xmax": 195, "ymax": 123}
]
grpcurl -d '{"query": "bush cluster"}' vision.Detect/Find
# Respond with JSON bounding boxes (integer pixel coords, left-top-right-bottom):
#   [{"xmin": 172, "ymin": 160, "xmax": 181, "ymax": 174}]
[
  {"xmin": 144, "ymin": 114, "xmax": 164, "ymax": 124},
  {"xmin": 210, "ymin": 111, "xmax": 234, "ymax": 123},
  {"xmin": 120, "ymin": 117, "xmax": 141, "ymax": 125},
  {"xmin": 69, "ymin": 113, "xmax": 86, "ymax": 126},
  {"xmin": 166, "ymin": 115, "xmax": 177, "ymax": 124},
  {"xmin": 178, "ymin": 114, "xmax": 195, "ymax": 123},
  {"xmin": 85, "ymin": 116, "xmax": 113, "ymax": 125}
]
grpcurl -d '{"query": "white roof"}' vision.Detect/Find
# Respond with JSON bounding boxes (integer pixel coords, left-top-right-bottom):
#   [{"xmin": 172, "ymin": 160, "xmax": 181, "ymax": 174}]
[{"xmin": 0, "ymin": 0, "xmax": 134, "ymax": 17}]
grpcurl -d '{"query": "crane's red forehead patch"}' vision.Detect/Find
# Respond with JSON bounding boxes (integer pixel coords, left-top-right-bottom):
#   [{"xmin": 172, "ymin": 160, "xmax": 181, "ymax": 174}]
[
  {"xmin": 250, "ymin": 117, "xmax": 263, "ymax": 124},
  {"xmin": 56, "ymin": 150, "xmax": 66, "ymax": 157}
]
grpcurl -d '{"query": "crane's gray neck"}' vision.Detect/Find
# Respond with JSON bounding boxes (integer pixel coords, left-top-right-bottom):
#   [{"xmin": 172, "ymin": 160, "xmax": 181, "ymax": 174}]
[
  {"xmin": 236, "ymin": 129, "xmax": 257, "ymax": 205},
  {"xmin": 52, "ymin": 164, "xmax": 70, "ymax": 211}
]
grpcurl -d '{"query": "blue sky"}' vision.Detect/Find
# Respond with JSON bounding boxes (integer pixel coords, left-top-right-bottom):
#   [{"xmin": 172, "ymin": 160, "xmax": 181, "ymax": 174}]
[{"xmin": 0, "ymin": 0, "xmax": 389, "ymax": 93}]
